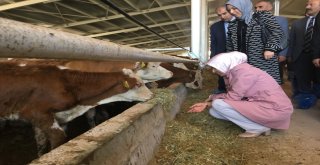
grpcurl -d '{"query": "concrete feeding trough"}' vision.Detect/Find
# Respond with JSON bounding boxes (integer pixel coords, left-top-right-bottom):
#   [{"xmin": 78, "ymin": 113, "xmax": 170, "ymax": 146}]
[{"xmin": 30, "ymin": 83, "xmax": 187, "ymax": 165}]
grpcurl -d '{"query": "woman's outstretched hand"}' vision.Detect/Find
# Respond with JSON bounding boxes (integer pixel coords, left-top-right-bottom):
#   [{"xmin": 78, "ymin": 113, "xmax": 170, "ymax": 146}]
[{"xmin": 187, "ymin": 102, "xmax": 208, "ymax": 113}]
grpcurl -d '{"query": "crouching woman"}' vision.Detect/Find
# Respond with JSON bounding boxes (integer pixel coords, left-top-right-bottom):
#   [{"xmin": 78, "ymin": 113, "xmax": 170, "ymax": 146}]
[{"xmin": 189, "ymin": 51, "xmax": 293, "ymax": 137}]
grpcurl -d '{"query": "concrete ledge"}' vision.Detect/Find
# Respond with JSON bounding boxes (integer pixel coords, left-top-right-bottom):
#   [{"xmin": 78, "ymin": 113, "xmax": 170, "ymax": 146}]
[
  {"xmin": 30, "ymin": 83, "xmax": 187, "ymax": 165},
  {"xmin": 165, "ymin": 83, "xmax": 187, "ymax": 121}
]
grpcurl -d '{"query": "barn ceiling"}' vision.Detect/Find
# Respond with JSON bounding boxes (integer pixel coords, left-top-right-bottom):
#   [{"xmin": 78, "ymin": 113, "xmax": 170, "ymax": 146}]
[{"xmin": 0, "ymin": 0, "xmax": 307, "ymax": 54}]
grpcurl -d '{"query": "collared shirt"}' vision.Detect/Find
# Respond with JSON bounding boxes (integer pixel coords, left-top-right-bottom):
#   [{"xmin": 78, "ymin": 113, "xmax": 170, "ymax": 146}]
[
  {"xmin": 224, "ymin": 22, "xmax": 229, "ymax": 38},
  {"xmin": 306, "ymin": 16, "xmax": 315, "ymax": 31}
]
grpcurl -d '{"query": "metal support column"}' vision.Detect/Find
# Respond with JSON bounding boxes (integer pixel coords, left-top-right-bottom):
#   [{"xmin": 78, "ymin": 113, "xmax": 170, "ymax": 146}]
[
  {"xmin": 274, "ymin": 0, "xmax": 280, "ymax": 16},
  {"xmin": 191, "ymin": 0, "xmax": 208, "ymax": 66}
]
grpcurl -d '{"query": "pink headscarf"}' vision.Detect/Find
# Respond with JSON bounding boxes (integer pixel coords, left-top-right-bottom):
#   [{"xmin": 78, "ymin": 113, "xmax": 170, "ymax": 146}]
[{"xmin": 206, "ymin": 51, "xmax": 248, "ymax": 74}]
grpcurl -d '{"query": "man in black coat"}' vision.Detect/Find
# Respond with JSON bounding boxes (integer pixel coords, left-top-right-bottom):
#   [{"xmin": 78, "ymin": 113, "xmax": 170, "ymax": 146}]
[
  {"xmin": 312, "ymin": 12, "xmax": 320, "ymax": 97},
  {"xmin": 210, "ymin": 5, "xmax": 233, "ymax": 94},
  {"xmin": 287, "ymin": 0, "xmax": 320, "ymax": 108}
]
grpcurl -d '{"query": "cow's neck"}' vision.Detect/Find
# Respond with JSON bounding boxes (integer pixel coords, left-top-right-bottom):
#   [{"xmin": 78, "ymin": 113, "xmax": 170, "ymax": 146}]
[{"xmin": 63, "ymin": 71, "xmax": 133, "ymax": 104}]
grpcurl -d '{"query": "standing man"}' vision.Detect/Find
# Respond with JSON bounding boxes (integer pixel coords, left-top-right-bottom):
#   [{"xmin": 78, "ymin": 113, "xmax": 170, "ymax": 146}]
[
  {"xmin": 210, "ymin": 6, "xmax": 233, "ymax": 94},
  {"xmin": 287, "ymin": 0, "xmax": 320, "ymax": 108},
  {"xmin": 255, "ymin": 0, "xmax": 289, "ymax": 84},
  {"xmin": 312, "ymin": 12, "xmax": 320, "ymax": 97}
]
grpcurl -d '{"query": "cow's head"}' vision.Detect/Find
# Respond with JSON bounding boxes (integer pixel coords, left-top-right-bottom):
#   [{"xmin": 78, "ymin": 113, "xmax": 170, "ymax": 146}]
[
  {"xmin": 185, "ymin": 70, "xmax": 203, "ymax": 89},
  {"xmin": 55, "ymin": 69, "xmax": 153, "ymax": 124},
  {"xmin": 134, "ymin": 62, "xmax": 173, "ymax": 83},
  {"xmin": 56, "ymin": 84, "xmax": 153, "ymax": 124},
  {"xmin": 122, "ymin": 68, "xmax": 144, "ymax": 88},
  {"xmin": 97, "ymin": 68, "xmax": 153, "ymax": 104}
]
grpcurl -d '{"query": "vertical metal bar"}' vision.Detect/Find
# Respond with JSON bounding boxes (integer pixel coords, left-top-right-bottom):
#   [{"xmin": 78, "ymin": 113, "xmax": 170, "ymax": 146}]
[
  {"xmin": 191, "ymin": 0, "xmax": 208, "ymax": 65},
  {"xmin": 274, "ymin": 0, "xmax": 280, "ymax": 16}
]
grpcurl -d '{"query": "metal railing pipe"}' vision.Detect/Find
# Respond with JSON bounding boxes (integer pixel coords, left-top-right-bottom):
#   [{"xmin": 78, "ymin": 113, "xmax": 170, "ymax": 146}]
[{"xmin": 0, "ymin": 18, "xmax": 196, "ymax": 63}]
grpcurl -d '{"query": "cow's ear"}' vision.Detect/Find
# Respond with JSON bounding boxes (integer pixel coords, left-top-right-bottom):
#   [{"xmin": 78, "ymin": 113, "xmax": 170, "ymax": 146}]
[{"xmin": 134, "ymin": 62, "xmax": 140, "ymax": 69}]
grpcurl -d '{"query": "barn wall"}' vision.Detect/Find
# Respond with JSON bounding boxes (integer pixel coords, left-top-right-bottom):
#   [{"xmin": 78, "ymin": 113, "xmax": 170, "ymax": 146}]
[{"xmin": 30, "ymin": 83, "xmax": 187, "ymax": 165}]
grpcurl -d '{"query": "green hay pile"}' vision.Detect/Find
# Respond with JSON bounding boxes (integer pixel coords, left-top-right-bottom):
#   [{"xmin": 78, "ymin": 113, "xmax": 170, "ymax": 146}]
[{"xmin": 150, "ymin": 88, "xmax": 176, "ymax": 112}]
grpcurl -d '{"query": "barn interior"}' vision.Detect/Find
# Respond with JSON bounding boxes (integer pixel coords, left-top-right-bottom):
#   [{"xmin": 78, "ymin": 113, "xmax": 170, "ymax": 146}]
[
  {"xmin": 0, "ymin": 0, "xmax": 319, "ymax": 165},
  {"xmin": 0, "ymin": 0, "xmax": 306, "ymax": 55}
]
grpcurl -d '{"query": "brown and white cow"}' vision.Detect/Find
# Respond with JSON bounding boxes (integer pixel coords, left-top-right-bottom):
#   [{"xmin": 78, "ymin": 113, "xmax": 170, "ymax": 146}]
[
  {"xmin": 2, "ymin": 59, "xmax": 173, "ymax": 83},
  {"xmin": 0, "ymin": 63, "xmax": 152, "ymax": 155},
  {"xmin": 152, "ymin": 63, "xmax": 203, "ymax": 89},
  {"xmin": 64, "ymin": 60, "xmax": 173, "ymax": 83}
]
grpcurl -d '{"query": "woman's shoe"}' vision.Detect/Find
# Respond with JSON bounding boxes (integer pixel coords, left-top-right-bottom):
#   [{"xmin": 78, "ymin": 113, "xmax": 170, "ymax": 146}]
[{"xmin": 238, "ymin": 130, "xmax": 271, "ymax": 138}]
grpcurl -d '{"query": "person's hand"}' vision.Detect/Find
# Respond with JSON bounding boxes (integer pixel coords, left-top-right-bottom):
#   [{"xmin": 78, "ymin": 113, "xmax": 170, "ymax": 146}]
[
  {"xmin": 187, "ymin": 102, "xmax": 208, "ymax": 113},
  {"xmin": 313, "ymin": 58, "xmax": 320, "ymax": 67},
  {"xmin": 278, "ymin": 56, "xmax": 286, "ymax": 62},
  {"xmin": 264, "ymin": 51, "xmax": 275, "ymax": 60},
  {"xmin": 205, "ymin": 95, "xmax": 213, "ymax": 102}
]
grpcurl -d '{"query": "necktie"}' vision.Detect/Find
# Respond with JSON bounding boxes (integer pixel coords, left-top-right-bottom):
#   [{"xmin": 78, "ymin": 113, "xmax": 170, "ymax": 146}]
[{"xmin": 303, "ymin": 17, "xmax": 315, "ymax": 53}]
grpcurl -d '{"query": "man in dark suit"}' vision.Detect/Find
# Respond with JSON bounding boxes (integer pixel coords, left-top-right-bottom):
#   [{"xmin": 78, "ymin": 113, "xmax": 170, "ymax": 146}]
[
  {"xmin": 210, "ymin": 6, "xmax": 233, "ymax": 94},
  {"xmin": 312, "ymin": 13, "xmax": 320, "ymax": 97},
  {"xmin": 287, "ymin": 0, "xmax": 320, "ymax": 108},
  {"xmin": 255, "ymin": 0, "xmax": 289, "ymax": 84}
]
